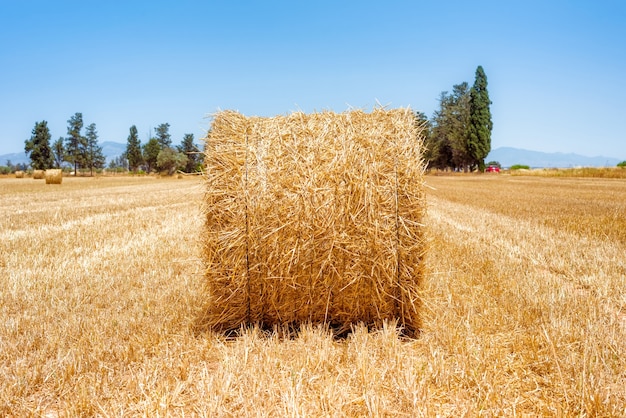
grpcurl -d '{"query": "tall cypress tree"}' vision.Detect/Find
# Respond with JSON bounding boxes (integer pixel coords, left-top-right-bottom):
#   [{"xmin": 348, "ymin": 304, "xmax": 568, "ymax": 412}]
[
  {"xmin": 65, "ymin": 112, "xmax": 87, "ymax": 175},
  {"xmin": 84, "ymin": 123, "xmax": 106, "ymax": 176},
  {"xmin": 467, "ymin": 66, "xmax": 493, "ymax": 171},
  {"xmin": 126, "ymin": 125, "xmax": 143, "ymax": 172},
  {"xmin": 24, "ymin": 121, "xmax": 55, "ymax": 170}
]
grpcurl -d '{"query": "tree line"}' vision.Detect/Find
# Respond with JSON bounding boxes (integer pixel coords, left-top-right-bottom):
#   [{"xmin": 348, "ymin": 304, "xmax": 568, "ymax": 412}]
[
  {"xmin": 22, "ymin": 113, "xmax": 202, "ymax": 175},
  {"xmin": 420, "ymin": 65, "xmax": 493, "ymax": 172},
  {"xmin": 122, "ymin": 123, "xmax": 202, "ymax": 175},
  {"xmin": 18, "ymin": 66, "xmax": 493, "ymax": 176},
  {"xmin": 24, "ymin": 113, "xmax": 106, "ymax": 175}
]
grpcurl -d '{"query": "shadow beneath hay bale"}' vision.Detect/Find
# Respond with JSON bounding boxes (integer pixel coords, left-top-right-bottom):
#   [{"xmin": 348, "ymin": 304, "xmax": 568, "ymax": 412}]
[{"xmin": 192, "ymin": 316, "xmax": 420, "ymax": 341}]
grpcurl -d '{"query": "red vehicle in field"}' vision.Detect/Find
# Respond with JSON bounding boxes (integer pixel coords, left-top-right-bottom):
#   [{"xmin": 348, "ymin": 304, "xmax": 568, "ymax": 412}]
[{"xmin": 486, "ymin": 165, "xmax": 500, "ymax": 173}]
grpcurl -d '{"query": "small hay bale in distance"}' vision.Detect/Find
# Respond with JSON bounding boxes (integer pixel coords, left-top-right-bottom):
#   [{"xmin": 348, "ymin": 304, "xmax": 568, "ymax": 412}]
[
  {"xmin": 33, "ymin": 169, "xmax": 45, "ymax": 179},
  {"xmin": 15, "ymin": 170, "xmax": 24, "ymax": 178},
  {"xmin": 202, "ymin": 108, "xmax": 427, "ymax": 336},
  {"xmin": 45, "ymin": 169, "xmax": 63, "ymax": 184}
]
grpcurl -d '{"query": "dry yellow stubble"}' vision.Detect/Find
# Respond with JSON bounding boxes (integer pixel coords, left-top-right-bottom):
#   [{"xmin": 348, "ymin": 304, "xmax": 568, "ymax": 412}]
[
  {"xmin": 202, "ymin": 108, "xmax": 427, "ymax": 336},
  {"xmin": 0, "ymin": 174, "xmax": 624, "ymax": 416},
  {"xmin": 510, "ymin": 166, "xmax": 626, "ymax": 178}
]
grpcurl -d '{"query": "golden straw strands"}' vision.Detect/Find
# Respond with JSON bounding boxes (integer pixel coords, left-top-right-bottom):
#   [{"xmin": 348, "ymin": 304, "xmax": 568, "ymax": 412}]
[
  {"xmin": 202, "ymin": 108, "xmax": 426, "ymax": 336},
  {"xmin": 45, "ymin": 169, "xmax": 63, "ymax": 184}
]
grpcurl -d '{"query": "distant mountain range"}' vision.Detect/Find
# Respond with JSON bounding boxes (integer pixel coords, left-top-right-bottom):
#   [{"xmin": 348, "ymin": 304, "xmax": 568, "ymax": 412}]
[
  {"xmin": 1, "ymin": 143, "xmax": 622, "ymax": 169},
  {"xmin": 100, "ymin": 141, "xmax": 127, "ymax": 162},
  {"xmin": 0, "ymin": 151, "xmax": 30, "ymax": 166},
  {"xmin": 486, "ymin": 147, "xmax": 622, "ymax": 168}
]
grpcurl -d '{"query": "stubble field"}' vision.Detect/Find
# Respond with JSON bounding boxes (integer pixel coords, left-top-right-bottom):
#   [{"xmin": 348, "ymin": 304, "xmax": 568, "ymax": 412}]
[{"xmin": 1, "ymin": 174, "xmax": 624, "ymax": 416}]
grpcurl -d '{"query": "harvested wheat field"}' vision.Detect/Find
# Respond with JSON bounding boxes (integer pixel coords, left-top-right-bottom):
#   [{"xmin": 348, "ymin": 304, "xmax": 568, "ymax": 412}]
[{"xmin": 1, "ymin": 174, "xmax": 625, "ymax": 416}]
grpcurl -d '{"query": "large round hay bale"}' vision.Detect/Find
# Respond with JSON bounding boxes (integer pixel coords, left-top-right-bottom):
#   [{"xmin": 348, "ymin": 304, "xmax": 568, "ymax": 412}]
[
  {"xmin": 45, "ymin": 169, "xmax": 63, "ymax": 184},
  {"xmin": 202, "ymin": 108, "xmax": 426, "ymax": 336},
  {"xmin": 33, "ymin": 169, "xmax": 45, "ymax": 179},
  {"xmin": 15, "ymin": 170, "xmax": 24, "ymax": 178}
]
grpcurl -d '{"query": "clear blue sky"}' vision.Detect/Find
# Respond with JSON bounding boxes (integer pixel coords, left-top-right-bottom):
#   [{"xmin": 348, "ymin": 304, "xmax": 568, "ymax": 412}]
[{"xmin": 1, "ymin": 0, "xmax": 624, "ymax": 159}]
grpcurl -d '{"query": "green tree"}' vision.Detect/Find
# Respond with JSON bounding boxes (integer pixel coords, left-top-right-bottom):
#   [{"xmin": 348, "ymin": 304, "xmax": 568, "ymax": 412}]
[
  {"xmin": 143, "ymin": 137, "xmax": 161, "ymax": 173},
  {"xmin": 468, "ymin": 66, "xmax": 493, "ymax": 171},
  {"xmin": 430, "ymin": 84, "xmax": 471, "ymax": 171},
  {"xmin": 448, "ymin": 82, "xmax": 471, "ymax": 170},
  {"xmin": 428, "ymin": 98, "xmax": 454, "ymax": 171},
  {"xmin": 65, "ymin": 112, "xmax": 87, "ymax": 175},
  {"xmin": 154, "ymin": 123, "xmax": 172, "ymax": 149},
  {"xmin": 126, "ymin": 125, "xmax": 143, "ymax": 172},
  {"xmin": 85, "ymin": 123, "xmax": 106, "ymax": 176},
  {"xmin": 24, "ymin": 120, "xmax": 54, "ymax": 170},
  {"xmin": 157, "ymin": 147, "xmax": 188, "ymax": 175},
  {"xmin": 177, "ymin": 133, "xmax": 200, "ymax": 172},
  {"xmin": 52, "ymin": 137, "xmax": 65, "ymax": 168}
]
